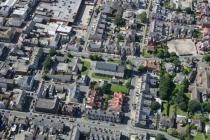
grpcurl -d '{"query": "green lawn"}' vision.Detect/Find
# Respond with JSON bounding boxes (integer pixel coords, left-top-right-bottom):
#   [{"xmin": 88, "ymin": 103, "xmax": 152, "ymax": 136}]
[
  {"xmin": 91, "ymin": 73, "xmax": 112, "ymax": 81},
  {"xmin": 192, "ymin": 114, "xmax": 209, "ymax": 120},
  {"xmin": 194, "ymin": 133, "xmax": 205, "ymax": 140},
  {"xmin": 206, "ymin": 135, "xmax": 210, "ymax": 140},
  {"xmin": 169, "ymin": 104, "xmax": 175, "ymax": 116},
  {"xmin": 162, "ymin": 101, "xmax": 188, "ymax": 116},
  {"xmin": 163, "ymin": 0, "xmax": 173, "ymax": 9},
  {"xmin": 186, "ymin": 93, "xmax": 191, "ymax": 100},
  {"xmin": 126, "ymin": 64, "xmax": 133, "ymax": 70},
  {"xmin": 111, "ymin": 85, "xmax": 129, "ymax": 93},
  {"xmin": 82, "ymin": 61, "xmax": 91, "ymax": 75},
  {"xmin": 170, "ymin": 104, "xmax": 187, "ymax": 116},
  {"xmin": 183, "ymin": 66, "xmax": 192, "ymax": 75},
  {"xmin": 162, "ymin": 101, "xmax": 168, "ymax": 116},
  {"xmin": 108, "ymin": 58, "xmax": 120, "ymax": 64},
  {"xmin": 176, "ymin": 107, "xmax": 188, "ymax": 116},
  {"xmin": 143, "ymin": 49, "xmax": 152, "ymax": 58}
]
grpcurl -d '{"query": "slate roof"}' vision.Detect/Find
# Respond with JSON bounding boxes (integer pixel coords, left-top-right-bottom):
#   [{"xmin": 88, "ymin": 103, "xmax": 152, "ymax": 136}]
[{"xmin": 95, "ymin": 62, "xmax": 124, "ymax": 73}]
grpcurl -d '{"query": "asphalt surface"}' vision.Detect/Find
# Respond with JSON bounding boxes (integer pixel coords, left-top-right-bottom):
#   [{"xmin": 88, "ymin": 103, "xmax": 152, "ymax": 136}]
[{"xmin": 0, "ymin": 109, "xmax": 178, "ymax": 140}]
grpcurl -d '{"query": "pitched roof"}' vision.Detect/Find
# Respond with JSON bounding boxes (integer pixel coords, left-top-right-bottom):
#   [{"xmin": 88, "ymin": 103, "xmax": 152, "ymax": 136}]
[{"xmin": 95, "ymin": 62, "xmax": 125, "ymax": 73}]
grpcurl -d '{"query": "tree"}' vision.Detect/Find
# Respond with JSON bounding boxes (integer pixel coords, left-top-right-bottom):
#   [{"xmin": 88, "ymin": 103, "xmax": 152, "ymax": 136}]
[
  {"xmin": 182, "ymin": 78, "xmax": 189, "ymax": 92},
  {"xmin": 156, "ymin": 134, "xmax": 167, "ymax": 140},
  {"xmin": 95, "ymin": 7, "xmax": 100, "ymax": 15},
  {"xmin": 203, "ymin": 54, "xmax": 210, "ymax": 62},
  {"xmin": 202, "ymin": 102, "xmax": 210, "ymax": 112},
  {"xmin": 89, "ymin": 81, "xmax": 97, "ymax": 90},
  {"xmin": 117, "ymin": 33, "xmax": 124, "ymax": 42},
  {"xmin": 49, "ymin": 48, "xmax": 56, "ymax": 56},
  {"xmin": 67, "ymin": 52, "xmax": 73, "ymax": 58},
  {"xmin": 120, "ymin": 48, "xmax": 127, "ymax": 64},
  {"xmin": 167, "ymin": 128, "xmax": 178, "ymax": 137},
  {"xmin": 182, "ymin": 67, "xmax": 192, "ymax": 75},
  {"xmin": 125, "ymin": 78, "xmax": 131, "ymax": 88},
  {"xmin": 168, "ymin": 52, "xmax": 180, "ymax": 66},
  {"xmin": 25, "ymin": 60, "xmax": 30, "ymax": 65},
  {"xmin": 192, "ymin": 30, "xmax": 202, "ymax": 40},
  {"xmin": 185, "ymin": 124, "xmax": 191, "ymax": 140},
  {"xmin": 150, "ymin": 101, "xmax": 161, "ymax": 111},
  {"xmin": 185, "ymin": 7, "xmax": 194, "ymax": 15},
  {"xmin": 138, "ymin": 12, "xmax": 147, "ymax": 23},
  {"xmin": 43, "ymin": 56, "xmax": 53, "ymax": 72},
  {"xmin": 114, "ymin": 16, "xmax": 126, "ymax": 27},
  {"xmin": 89, "ymin": 55, "xmax": 104, "ymax": 61},
  {"xmin": 188, "ymin": 100, "xmax": 201, "ymax": 113},
  {"xmin": 179, "ymin": 102, "xmax": 188, "ymax": 111},
  {"xmin": 173, "ymin": 79, "xmax": 189, "ymax": 111},
  {"xmin": 138, "ymin": 65, "xmax": 147, "ymax": 73},
  {"xmin": 155, "ymin": 47, "xmax": 170, "ymax": 59},
  {"xmin": 99, "ymin": 83, "xmax": 112, "ymax": 95},
  {"xmin": 42, "ymin": 74, "xmax": 49, "ymax": 80},
  {"xmin": 159, "ymin": 74, "xmax": 174, "ymax": 100}
]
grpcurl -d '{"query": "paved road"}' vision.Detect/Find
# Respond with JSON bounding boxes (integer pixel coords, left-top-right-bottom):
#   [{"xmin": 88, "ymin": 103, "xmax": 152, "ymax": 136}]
[
  {"xmin": 0, "ymin": 109, "xmax": 178, "ymax": 140},
  {"xmin": 78, "ymin": 118, "xmax": 178, "ymax": 140},
  {"xmin": 140, "ymin": 0, "xmax": 153, "ymax": 53}
]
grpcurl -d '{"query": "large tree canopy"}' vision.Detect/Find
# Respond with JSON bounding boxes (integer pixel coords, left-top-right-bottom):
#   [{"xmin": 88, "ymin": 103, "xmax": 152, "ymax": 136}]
[
  {"xmin": 150, "ymin": 101, "xmax": 161, "ymax": 111},
  {"xmin": 188, "ymin": 100, "xmax": 201, "ymax": 113},
  {"xmin": 159, "ymin": 74, "xmax": 174, "ymax": 100}
]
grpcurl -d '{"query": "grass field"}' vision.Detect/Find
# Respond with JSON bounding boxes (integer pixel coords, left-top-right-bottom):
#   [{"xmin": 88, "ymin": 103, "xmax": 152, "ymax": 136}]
[
  {"xmin": 143, "ymin": 49, "xmax": 152, "ymax": 58},
  {"xmin": 81, "ymin": 60, "xmax": 91, "ymax": 75},
  {"xmin": 162, "ymin": 102, "xmax": 187, "ymax": 116},
  {"xmin": 162, "ymin": 101, "xmax": 168, "ymax": 116},
  {"xmin": 91, "ymin": 73, "xmax": 112, "ymax": 81},
  {"xmin": 108, "ymin": 58, "xmax": 120, "ymax": 64},
  {"xmin": 193, "ymin": 133, "xmax": 205, "ymax": 140},
  {"xmin": 111, "ymin": 85, "xmax": 129, "ymax": 93},
  {"xmin": 206, "ymin": 135, "xmax": 210, "ymax": 140},
  {"xmin": 170, "ymin": 105, "xmax": 188, "ymax": 116}
]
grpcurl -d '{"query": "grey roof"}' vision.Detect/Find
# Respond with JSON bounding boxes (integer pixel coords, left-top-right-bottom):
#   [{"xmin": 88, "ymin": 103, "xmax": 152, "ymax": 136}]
[
  {"xmin": 18, "ymin": 76, "xmax": 35, "ymax": 91},
  {"xmin": 0, "ymin": 45, "xmax": 6, "ymax": 56},
  {"xmin": 95, "ymin": 62, "xmax": 124, "ymax": 73},
  {"xmin": 55, "ymin": 56, "xmax": 66, "ymax": 62},
  {"xmin": 0, "ymin": 82, "xmax": 7, "ymax": 89},
  {"xmin": 89, "ymin": 43, "xmax": 101, "ymax": 50},
  {"xmin": 0, "ymin": 77, "xmax": 13, "ymax": 84},
  {"xmin": 96, "ymin": 62, "xmax": 117, "ymax": 72},
  {"xmin": 11, "ymin": 48, "xmax": 25, "ymax": 56},
  {"xmin": 6, "ymin": 18, "xmax": 23, "ymax": 27},
  {"xmin": 86, "ymin": 109, "xmax": 123, "ymax": 123},
  {"xmin": 68, "ymin": 85, "xmax": 81, "ymax": 103},
  {"xmin": 103, "ymin": 3, "xmax": 111, "ymax": 14},
  {"xmin": 98, "ymin": 23, "xmax": 106, "ymax": 29},
  {"xmin": 47, "ymin": 74, "xmax": 73, "ymax": 82},
  {"xmin": 35, "ymin": 98, "xmax": 58, "ymax": 110}
]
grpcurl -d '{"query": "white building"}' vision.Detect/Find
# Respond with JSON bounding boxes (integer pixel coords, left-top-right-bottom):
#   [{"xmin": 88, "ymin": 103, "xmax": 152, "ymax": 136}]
[
  {"xmin": 12, "ymin": 7, "xmax": 28, "ymax": 20},
  {"xmin": 205, "ymin": 125, "xmax": 210, "ymax": 134},
  {"xmin": 0, "ymin": 0, "xmax": 17, "ymax": 16}
]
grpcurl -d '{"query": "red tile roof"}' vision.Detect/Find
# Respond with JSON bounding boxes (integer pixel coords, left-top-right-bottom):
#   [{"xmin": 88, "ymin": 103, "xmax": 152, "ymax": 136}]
[
  {"xmin": 109, "ymin": 92, "xmax": 125, "ymax": 112},
  {"xmin": 144, "ymin": 60, "xmax": 161, "ymax": 72},
  {"xmin": 87, "ymin": 90, "xmax": 103, "ymax": 109}
]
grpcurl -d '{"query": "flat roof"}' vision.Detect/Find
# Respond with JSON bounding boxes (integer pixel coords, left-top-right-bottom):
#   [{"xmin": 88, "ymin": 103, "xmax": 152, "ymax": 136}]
[
  {"xmin": 12, "ymin": 8, "xmax": 28, "ymax": 16},
  {"xmin": 37, "ymin": 0, "xmax": 82, "ymax": 23},
  {"xmin": 35, "ymin": 98, "xmax": 58, "ymax": 110},
  {"xmin": 1, "ymin": 0, "xmax": 17, "ymax": 7},
  {"xmin": 57, "ymin": 25, "xmax": 72, "ymax": 34}
]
